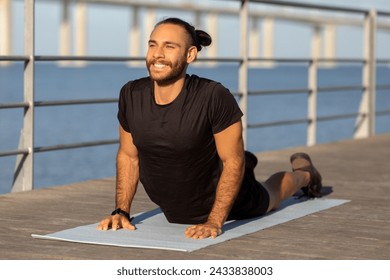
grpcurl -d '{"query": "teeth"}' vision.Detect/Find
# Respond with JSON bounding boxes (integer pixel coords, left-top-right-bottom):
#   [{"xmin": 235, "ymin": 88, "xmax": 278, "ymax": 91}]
[{"xmin": 154, "ymin": 63, "xmax": 167, "ymax": 69}]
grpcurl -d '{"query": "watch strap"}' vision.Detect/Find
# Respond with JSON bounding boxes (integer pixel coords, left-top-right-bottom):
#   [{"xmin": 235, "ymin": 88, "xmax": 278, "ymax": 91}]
[{"xmin": 111, "ymin": 208, "xmax": 133, "ymax": 223}]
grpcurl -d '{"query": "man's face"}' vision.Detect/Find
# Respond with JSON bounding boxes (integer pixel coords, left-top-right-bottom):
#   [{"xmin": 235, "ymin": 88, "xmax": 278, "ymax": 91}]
[{"xmin": 146, "ymin": 24, "xmax": 190, "ymax": 86}]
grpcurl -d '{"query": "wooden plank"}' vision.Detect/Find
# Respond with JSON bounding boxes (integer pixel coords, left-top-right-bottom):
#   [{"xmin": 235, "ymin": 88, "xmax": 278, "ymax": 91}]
[{"xmin": 0, "ymin": 134, "xmax": 389, "ymax": 259}]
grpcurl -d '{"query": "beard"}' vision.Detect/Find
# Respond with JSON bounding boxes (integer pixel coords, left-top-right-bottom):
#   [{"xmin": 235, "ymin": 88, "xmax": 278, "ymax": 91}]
[{"xmin": 146, "ymin": 57, "xmax": 188, "ymax": 86}]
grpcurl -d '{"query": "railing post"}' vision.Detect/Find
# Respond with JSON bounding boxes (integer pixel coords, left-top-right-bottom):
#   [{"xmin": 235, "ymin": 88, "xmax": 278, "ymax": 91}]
[
  {"xmin": 239, "ymin": 0, "xmax": 248, "ymax": 148},
  {"xmin": 307, "ymin": 25, "xmax": 320, "ymax": 146},
  {"xmin": 261, "ymin": 16, "xmax": 274, "ymax": 68},
  {"xmin": 129, "ymin": 7, "xmax": 142, "ymax": 66},
  {"xmin": 206, "ymin": 13, "xmax": 218, "ymax": 62},
  {"xmin": 145, "ymin": 9, "xmax": 156, "ymax": 50},
  {"xmin": 0, "ymin": 0, "xmax": 12, "ymax": 66},
  {"xmin": 323, "ymin": 24, "xmax": 336, "ymax": 68},
  {"xmin": 12, "ymin": 0, "xmax": 35, "ymax": 192},
  {"xmin": 75, "ymin": 1, "xmax": 87, "ymax": 67},
  {"xmin": 249, "ymin": 16, "xmax": 259, "ymax": 67},
  {"xmin": 59, "ymin": 0, "xmax": 71, "ymax": 66},
  {"xmin": 355, "ymin": 9, "xmax": 377, "ymax": 139}
]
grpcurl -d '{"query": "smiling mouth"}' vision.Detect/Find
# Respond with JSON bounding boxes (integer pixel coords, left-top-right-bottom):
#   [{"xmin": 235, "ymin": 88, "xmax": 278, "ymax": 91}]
[{"xmin": 152, "ymin": 63, "xmax": 168, "ymax": 70}]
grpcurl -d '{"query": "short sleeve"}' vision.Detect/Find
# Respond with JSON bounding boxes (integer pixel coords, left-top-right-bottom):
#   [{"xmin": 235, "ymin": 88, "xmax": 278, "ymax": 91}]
[
  {"xmin": 117, "ymin": 83, "xmax": 131, "ymax": 132},
  {"xmin": 208, "ymin": 83, "xmax": 243, "ymax": 134}
]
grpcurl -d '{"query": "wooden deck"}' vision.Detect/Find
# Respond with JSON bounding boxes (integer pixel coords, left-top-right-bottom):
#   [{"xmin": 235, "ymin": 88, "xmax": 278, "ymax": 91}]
[{"xmin": 0, "ymin": 134, "xmax": 389, "ymax": 260}]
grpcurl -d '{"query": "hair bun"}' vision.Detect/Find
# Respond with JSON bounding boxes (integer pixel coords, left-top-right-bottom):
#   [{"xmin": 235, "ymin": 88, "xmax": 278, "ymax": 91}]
[{"xmin": 195, "ymin": 30, "xmax": 212, "ymax": 51}]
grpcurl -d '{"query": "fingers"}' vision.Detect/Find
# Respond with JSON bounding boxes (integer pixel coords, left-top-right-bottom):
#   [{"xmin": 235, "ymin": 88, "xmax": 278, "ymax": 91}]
[
  {"xmin": 111, "ymin": 218, "xmax": 120, "ymax": 231},
  {"xmin": 185, "ymin": 224, "xmax": 221, "ymax": 239},
  {"xmin": 121, "ymin": 218, "xmax": 136, "ymax": 231},
  {"xmin": 96, "ymin": 215, "xmax": 136, "ymax": 231},
  {"xmin": 97, "ymin": 217, "xmax": 112, "ymax": 231}
]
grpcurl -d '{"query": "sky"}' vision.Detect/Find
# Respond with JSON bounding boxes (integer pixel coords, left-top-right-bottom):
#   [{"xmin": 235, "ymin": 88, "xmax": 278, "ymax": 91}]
[{"xmin": 6, "ymin": 0, "xmax": 390, "ymax": 59}]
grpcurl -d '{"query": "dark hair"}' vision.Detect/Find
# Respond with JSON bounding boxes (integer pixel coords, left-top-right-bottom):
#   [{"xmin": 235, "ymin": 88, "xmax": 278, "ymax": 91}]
[{"xmin": 154, "ymin": 17, "xmax": 212, "ymax": 51}]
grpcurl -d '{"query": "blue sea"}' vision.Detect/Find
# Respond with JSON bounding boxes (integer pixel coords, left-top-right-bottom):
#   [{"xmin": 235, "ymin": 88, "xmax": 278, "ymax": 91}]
[{"xmin": 1, "ymin": 62, "xmax": 389, "ymax": 194}]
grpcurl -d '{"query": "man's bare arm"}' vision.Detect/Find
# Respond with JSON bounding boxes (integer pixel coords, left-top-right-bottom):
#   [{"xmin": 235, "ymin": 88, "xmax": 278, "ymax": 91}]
[
  {"xmin": 185, "ymin": 120, "xmax": 245, "ymax": 239},
  {"xmin": 97, "ymin": 125, "xmax": 139, "ymax": 231}
]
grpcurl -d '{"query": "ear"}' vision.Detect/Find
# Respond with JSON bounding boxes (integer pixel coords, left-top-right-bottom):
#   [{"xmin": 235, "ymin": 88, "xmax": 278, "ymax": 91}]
[{"xmin": 186, "ymin": 46, "xmax": 198, "ymax": 63}]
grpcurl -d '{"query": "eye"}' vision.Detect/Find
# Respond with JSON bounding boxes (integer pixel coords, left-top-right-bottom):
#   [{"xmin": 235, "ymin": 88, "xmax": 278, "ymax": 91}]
[{"xmin": 165, "ymin": 44, "xmax": 175, "ymax": 49}]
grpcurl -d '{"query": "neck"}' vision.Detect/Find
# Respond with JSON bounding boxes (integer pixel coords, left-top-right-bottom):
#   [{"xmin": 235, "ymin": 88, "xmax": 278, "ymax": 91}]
[{"xmin": 154, "ymin": 75, "xmax": 186, "ymax": 105}]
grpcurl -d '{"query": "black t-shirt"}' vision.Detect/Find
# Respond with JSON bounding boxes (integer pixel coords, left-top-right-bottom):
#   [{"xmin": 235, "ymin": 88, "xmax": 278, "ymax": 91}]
[{"xmin": 117, "ymin": 74, "xmax": 243, "ymax": 224}]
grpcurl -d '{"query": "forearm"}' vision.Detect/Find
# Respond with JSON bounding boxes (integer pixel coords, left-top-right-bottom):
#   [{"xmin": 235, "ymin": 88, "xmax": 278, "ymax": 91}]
[
  {"xmin": 115, "ymin": 150, "xmax": 139, "ymax": 213},
  {"xmin": 207, "ymin": 157, "xmax": 245, "ymax": 228}
]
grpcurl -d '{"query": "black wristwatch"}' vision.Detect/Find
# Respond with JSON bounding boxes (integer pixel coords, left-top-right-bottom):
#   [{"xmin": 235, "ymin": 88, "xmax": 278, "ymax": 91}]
[{"xmin": 111, "ymin": 208, "xmax": 133, "ymax": 223}]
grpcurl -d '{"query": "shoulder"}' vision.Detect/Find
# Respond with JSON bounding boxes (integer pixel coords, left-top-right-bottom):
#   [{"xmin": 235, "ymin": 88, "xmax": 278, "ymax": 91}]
[
  {"xmin": 121, "ymin": 77, "xmax": 151, "ymax": 93},
  {"xmin": 187, "ymin": 74, "xmax": 229, "ymax": 95},
  {"xmin": 187, "ymin": 74, "xmax": 220, "ymax": 88}
]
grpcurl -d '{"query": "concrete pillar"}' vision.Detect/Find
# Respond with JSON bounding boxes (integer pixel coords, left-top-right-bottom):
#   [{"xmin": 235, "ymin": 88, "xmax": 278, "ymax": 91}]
[
  {"xmin": 144, "ymin": 8, "xmax": 156, "ymax": 55},
  {"xmin": 262, "ymin": 17, "xmax": 274, "ymax": 67},
  {"xmin": 74, "ymin": 1, "xmax": 87, "ymax": 66},
  {"xmin": 194, "ymin": 11, "xmax": 201, "ymax": 33},
  {"xmin": 0, "ymin": 0, "xmax": 12, "ymax": 66},
  {"xmin": 128, "ymin": 7, "xmax": 142, "ymax": 66},
  {"xmin": 193, "ymin": 12, "xmax": 205, "ymax": 67},
  {"xmin": 193, "ymin": 12, "xmax": 218, "ymax": 67},
  {"xmin": 249, "ymin": 16, "xmax": 260, "ymax": 67},
  {"xmin": 323, "ymin": 24, "xmax": 336, "ymax": 67},
  {"xmin": 311, "ymin": 25, "xmax": 322, "ymax": 60},
  {"xmin": 59, "ymin": 0, "xmax": 71, "ymax": 66},
  {"xmin": 205, "ymin": 13, "xmax": 218, "ymax": 61}
]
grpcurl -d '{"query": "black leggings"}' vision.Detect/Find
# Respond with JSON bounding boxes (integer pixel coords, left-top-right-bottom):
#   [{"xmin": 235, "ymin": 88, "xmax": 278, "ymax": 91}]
[{"xmin": 227, "ymin": 151, "xmax": 270, "ymax": 220}]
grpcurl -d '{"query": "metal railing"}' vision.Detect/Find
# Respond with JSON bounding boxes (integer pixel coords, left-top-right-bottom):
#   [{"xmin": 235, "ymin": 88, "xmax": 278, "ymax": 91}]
[{"xmin": 1, "ymin": 0, "xmax": 390, "ymax": 193}]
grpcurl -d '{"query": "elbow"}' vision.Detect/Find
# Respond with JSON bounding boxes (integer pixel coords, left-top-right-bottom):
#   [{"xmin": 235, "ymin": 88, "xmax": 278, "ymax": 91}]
[{"xmin": 117, "ymin": 148, "xmax": 139, "ymax": 168}]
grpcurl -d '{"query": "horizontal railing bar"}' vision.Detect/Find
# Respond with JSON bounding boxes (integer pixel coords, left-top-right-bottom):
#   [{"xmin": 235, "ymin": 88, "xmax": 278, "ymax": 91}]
[
  {"xmin": 34, "ymin": 98, "xmax": 118, "ymax": 107},
  {"xmin": 197, "ymin": 57, "xmax": 243, "ymax": 63},
  {"xmin": 2, "ymin": 87, "xmax": 375, "ymax": 111},
  {"xmin": 0, "ymin": 148, "xmax": 29, "ymax": 157},
  {"xmin": 34, "ymin": 139, "xmax": 119, "ymax": 153},
  {"xmin": 231, "ymin": 91, "xmax": 243, "ymax": 97},
  {"xmin": 317, "ymin": 85, "xmax": 364, "ymax": 92},
  {"xmin": 34, "ymin": 55, "xmax": 243, "ymax": 63},
  {"xmin": 60, "ymin": 0, "xmax": 376, "ymax": 29},
  {"xmin": 376, "ymin": 59, "xmax": 390, "ymax": 64},
  {"xmin": 377, "ymin": 11, "xmax": 390, "ymax": 17},
  {"xmin": 0, "ymin": 55, "xmax": 29, "ymax": 61},
  {"xmin": 0, "ymin": 55, "xmax": 382, "ymax": 65},
  {"xmin": 0, "ymin": 140, "xmax": 120, "ymax": 157},
  {"xmin": 248, "ymin": 57, "xmax": 311, "ymax": 63},
  {"xmin": 316, "ymin": 58, "xmax": 366, "ymax": 63},
  {"xmin": 376, "ymin": 84, "xmax": 390, "ymax": 90},
  {"xmin": 376, "ymin": 109, "xmax": 390, "ymax": 116},
  {"xmin": 248, "ymin": 118, "xmax": 308, "ymax": 128},
  {"xmin": 317, "ymin": 112, "xmax": 360, "ymax": 122},
  {"xmin": 249, "ymin": 0, "xmax": 369, "ymax": 15},
  {"xmin": 0, "ymin": 102, "xmax": 29, "ymax": 109},
  {"xmin": 3, "ymin": 108, "xmax": 387, "ymax": 157},
  {"xmin": 248, "ymin": 57, "xmax": 366, "ymax": 64},
  {"xmin": 0, "ymin": 99, "xmax": 118, "ymax": 110},
  {"xmin": 249, "ymin": 88, "xmax": 309, "ymax": 95},
  {"xmin": 248, "ymin": 112, "xmax": 367, "ymax": 129},
  {"xmin": 34, "ymin": 55, "xmax": 145, "ymax": 62},
  {"xmin": 247, "ymin": 109, "xmax": 388, "ymax": 129},
  {"xmin": 249, "ymin": 85, "xmax": 364, "ymax": 96}
]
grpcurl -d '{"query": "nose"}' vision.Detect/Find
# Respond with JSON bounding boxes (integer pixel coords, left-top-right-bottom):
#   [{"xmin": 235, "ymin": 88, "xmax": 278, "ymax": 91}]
[{"xmin": 152, "ymin": 45, "xmax": 164, "ymax": 59}]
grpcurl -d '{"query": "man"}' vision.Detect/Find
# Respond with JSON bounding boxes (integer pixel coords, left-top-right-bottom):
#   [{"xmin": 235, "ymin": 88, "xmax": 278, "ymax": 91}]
[{"xmin": 97, "ymin": 17, "xmax": 322, "ymax": 239}]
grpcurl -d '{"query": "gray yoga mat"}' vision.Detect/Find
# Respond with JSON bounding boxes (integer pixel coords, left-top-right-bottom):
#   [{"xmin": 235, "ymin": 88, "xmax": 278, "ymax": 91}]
[{"xmin": 32, "ymin": 197, "xmax": 349, "ymax": 252}]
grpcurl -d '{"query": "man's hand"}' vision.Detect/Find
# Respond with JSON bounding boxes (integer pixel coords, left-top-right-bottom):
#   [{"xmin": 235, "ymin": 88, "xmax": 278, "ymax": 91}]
[
  {"xmin": 97, "ymin": 214, "xmax": 136, "ymax": 231},
  {"xmin": 184, "ymin": 222, "xmax": 222, "ymax": 239}
]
